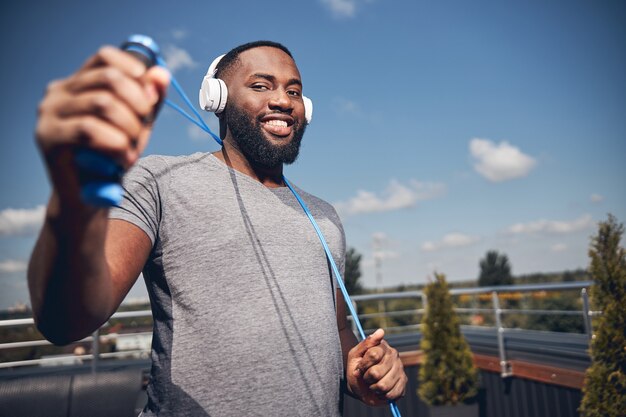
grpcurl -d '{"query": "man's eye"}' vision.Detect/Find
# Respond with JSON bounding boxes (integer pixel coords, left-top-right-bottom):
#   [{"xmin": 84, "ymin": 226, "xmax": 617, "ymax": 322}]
[
  {"xmin": 252, "ymin": 85, "xmax": 269, "ymax": 91},
  {"xmin": 288, "ymin": 90, "xmax": 301, "ymax": 97}
]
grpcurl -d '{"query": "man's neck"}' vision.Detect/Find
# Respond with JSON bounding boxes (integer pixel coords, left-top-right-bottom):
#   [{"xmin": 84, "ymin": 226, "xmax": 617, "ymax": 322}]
[{"xmin": 213, "ymin": 139, "xmax": 285, "ymax": 188}]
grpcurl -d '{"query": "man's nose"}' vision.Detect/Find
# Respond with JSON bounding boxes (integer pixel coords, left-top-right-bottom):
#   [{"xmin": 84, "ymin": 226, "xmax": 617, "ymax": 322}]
[{"xmin": 268, "ymin": 89, "xmax": 293, "ymax": 112}]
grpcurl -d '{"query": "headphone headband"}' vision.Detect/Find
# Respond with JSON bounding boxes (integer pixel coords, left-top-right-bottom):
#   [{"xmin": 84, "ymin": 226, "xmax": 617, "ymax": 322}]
[{"xmin": 207, "ymin": 54, "xmax": 225, "ymax": 78}]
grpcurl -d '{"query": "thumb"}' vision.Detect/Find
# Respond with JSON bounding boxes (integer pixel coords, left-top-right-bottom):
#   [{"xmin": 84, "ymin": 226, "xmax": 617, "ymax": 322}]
[
  {"xmin": 352, "ymin": 328, "xmax": 385, "ymax": 357},
  {"xmin": 145, "ymin": 65, "xmax": 171, "ymax": 99},
  {"xmin": 135, "ymin": 66, "xmax": 171, "ymax": 155}
]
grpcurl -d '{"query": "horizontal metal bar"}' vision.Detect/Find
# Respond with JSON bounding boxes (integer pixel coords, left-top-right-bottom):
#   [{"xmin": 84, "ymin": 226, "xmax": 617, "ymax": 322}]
[
  {"xmin": 455, "ymin": 308, "xmax": 496, "ymax": 314},
  {"xmin": 0, "ymin": 311, "xmax": 152, "ymax": 330},
  {"xmin": 99, "ymin": 349, "xmax": 149, "ymax": 359},
  {"xmin": 499, "ymin": 309, "xmax": 583, "ymax": 316},
  {"xmin": 0, "ymin": 331, "xmax": 153, "ymax": 351},
  {"xmin": 0, "ymin": 348, "xmax": 150, "ymax": 369},
  {"xmin": 0, "ymin": 339, "xmax": 51, "ymax": 349},
  {"xmin": 352, "ymin": 291, "xmax": 423, "ymax": 302},
  {"xmin": 109, "ymin": 310, "xmax": 153, "ymax": 320},
  {"xmin": 450, "ymin": 281, "xmax": 593, "ymax": 295},
  {"xmin": 350, "ymin": 309, "xmax": 424, "ymax": 320},
  {"xmin": 0, "ymin": 318, "xmax": 35, "ymax": 327},
  {"xmin": 351, "ymin": 281, "xmax": 593, "ymax": 303},
  {"xmin": 363, "ymin": 324, "xmax": 422, "ymax": 334},
  {"xmin": 0, "ymin": 355, "xmax": 93, "ymax": 369}
]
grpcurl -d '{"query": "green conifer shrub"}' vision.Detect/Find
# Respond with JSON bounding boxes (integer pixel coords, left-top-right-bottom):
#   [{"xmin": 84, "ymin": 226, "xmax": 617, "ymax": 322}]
[
  {"xmin": 580, "ymin": 214, "xmax": 626, "ymax": 417},
  {"xmin": 418, "ymin": 273, "xmax": 478, "ymax": 405}
]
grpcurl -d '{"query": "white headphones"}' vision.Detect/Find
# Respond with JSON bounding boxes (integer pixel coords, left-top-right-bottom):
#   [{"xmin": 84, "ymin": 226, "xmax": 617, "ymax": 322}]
[{"xmin": 199, "ymin": 54, "xmax": 313, "ymax": 124}]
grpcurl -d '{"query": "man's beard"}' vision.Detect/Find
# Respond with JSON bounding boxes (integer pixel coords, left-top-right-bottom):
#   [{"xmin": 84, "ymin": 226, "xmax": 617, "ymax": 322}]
[{"xmin": 223, "ymin": 103, "xmax": 306, "ymax": 168}]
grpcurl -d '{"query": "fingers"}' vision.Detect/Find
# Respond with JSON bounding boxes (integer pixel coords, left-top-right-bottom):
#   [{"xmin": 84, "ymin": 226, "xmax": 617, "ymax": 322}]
[
  {"xmin": 377, "ymin": 370, "xmax": 407, "ymax": 401},
  {"xmin": 351, "ymin": 328, "xmax": 385, "ymax": 358},
  {"xmin": 37, "ymin": 90, "xmax": 139, "ymax": 169},
  {"xmin": 56, "ymin": 91, "xmax": 144, "ymax": 141},
  {"xmin": 363, "ymin": 347, "xmax": 400, "ymax": 385},
  {"xmin": 133, "ymin": 66, "xmax": 170, "ymax": 156},
  {"xmin": 45, "ymin": 116, "xmax": 139, "ymax": 167},
  {"xmin": 78, "ymin": 46, "xmax": 146, "ymax": 79},
  {"xmin": 66, "ymin": 66, "xmax": 158, "ymax": 118},
  {"xmin": 353, "ymin": 333, "xmax": 407, "ymax": 402},
  {"xmin": 365, "ymin": 350, "xmax": 407, "ymax": 401},
  {"xmin": 35, "ymin": 46, "xmax": 170, "ymax": 173},
  {"xmin": 358, "ymin": 341, "xmax": 389, "ymax": 374},
  {"xmin": 145, "ymin": 65, "xmax": 170, "ymax": 97}
]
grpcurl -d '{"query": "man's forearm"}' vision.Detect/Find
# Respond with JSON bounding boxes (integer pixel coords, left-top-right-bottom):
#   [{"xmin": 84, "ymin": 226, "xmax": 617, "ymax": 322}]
[
  {"xmin": 338, "ymin": 326, "xmax": 360, "ymax": 398},
  {"xmin": 28, "ymin": 194, "xmax": 115, "ymax": 345}
]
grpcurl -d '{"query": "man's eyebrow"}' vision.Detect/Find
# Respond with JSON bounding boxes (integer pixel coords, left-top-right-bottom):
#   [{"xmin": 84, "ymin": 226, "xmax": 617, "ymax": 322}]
[
  {"xmin": 287, "ymin": 78, "xmax": 303, "ymax": 87},
  {"xmin": 250, "ymin": 73, "xmax": 302, "ymax": 87}
]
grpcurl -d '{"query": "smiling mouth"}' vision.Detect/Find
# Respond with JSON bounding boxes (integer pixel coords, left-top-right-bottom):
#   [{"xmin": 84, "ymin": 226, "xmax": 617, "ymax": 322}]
[{"xmin": 261, "ymin": 119, "xmax": 293, "ymax": 137}]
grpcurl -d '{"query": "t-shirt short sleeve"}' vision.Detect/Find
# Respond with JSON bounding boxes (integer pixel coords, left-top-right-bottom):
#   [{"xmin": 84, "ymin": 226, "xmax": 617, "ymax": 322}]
[{"xmin": 108, "ymin": 155, "xmax": 166, "ymax": 245}]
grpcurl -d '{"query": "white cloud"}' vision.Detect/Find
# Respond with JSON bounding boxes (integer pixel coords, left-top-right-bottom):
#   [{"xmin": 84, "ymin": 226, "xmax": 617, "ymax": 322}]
[
  {"xmin": 373, "ymin": 250, "xmax": 400, "ymax": 260},
  {"xmin": 162, "ymin": 44, "xmax": 197, "ymax": 73},
  {"xmin": 332, "ymin": 97, "xmax": 360, "ymax": 116},
  {"xmin": 171, "ymin": 29, "xmax": 188, "ymax": 40},
  {"xmin": 551, "ymin": 243, "xmax": 568, "ymax": 252},
  {"xmin": 363, "ymin": 249, "xmax": 400, "ymax": 268},
  {"xmin": 590, "ymin": 194, "xmax": 604, "ymax": 203},
  {"xmin": 421, "ymin": 233, "xmax": 480, "ymax": 252},
  {"xmin": 372, "ymin": 232, "xmax": 387, "ymax": 241},
  {"xmin": 0, "ymin": 259, "xmax": 27, "ymax": 273},
  {"xmin": 188, "ymin": 125, "xmax": 206, "ymax": 141},
  {"xmin": 321, "ymin": 0, "xmax": 357, "ymax": 18},
  {"xmin": 506, "ymin": 214, "xmax": 593, "ymax": 235},
  {"xmin": 469, "ymin": 138, "xmax": 536, "ymax": 182},
  {"xmin": 0, "ymin": 205, "xmax": 45, "ymax": 237},
  {"xmin": 334, "ymin": 179, "xmax": 445, "ymax": 215}
]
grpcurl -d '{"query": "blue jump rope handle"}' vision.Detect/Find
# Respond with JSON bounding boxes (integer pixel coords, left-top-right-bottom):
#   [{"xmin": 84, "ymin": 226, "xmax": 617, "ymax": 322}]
[{"xmin": 76, "ymin": 35, "xmax": 161, "ymax": 207}]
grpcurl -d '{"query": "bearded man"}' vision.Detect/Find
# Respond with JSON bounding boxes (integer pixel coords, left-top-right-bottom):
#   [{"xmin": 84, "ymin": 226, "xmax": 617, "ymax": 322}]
[{"xmin": 29, "ymin": 40, "xmax": 407, "ymax": 416}]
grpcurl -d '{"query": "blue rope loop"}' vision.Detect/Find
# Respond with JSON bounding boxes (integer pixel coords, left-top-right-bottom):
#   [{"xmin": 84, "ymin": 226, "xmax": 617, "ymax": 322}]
[{"xmin": 152, "ymin": 38, "xmax": 402, "ymax": 417}]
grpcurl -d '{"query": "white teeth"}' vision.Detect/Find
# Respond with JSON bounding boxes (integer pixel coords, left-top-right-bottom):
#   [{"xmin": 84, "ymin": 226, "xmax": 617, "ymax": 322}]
[{"xmin": 265, "ymin": 120, "xmax": 288, "ymax": 127}]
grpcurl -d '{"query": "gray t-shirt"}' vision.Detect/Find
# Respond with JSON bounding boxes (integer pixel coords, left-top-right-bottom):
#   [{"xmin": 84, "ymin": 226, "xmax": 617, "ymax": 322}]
[{"xmin": 110, "ymin": 153, "xmax": 346, "ymax": 417}]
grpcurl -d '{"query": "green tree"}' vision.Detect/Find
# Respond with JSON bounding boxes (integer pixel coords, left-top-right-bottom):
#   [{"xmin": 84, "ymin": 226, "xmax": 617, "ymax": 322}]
[
  {"xmin": 478, "ymin": 250, "xmax": 513, "ymax": 287},
  {"xmin": 580, "ymin": 214, "xmax": 626, "ymax": 417},
  {"xmin": 526, "ymin": 294, "xmax": 584, "ymax": 333},
  {"xmin": 418, "ymin": 273, "xmax": 478, "ymax": 405},
  {"xmin": 344, "ymin": 247, "xmax": 363, "ymax": 295}
]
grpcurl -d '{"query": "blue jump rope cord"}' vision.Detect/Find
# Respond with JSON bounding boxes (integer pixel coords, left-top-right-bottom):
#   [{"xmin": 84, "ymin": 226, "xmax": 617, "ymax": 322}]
[{"xmin": 159, "ymin": 58, "xmax": 401, "ymax": 417}]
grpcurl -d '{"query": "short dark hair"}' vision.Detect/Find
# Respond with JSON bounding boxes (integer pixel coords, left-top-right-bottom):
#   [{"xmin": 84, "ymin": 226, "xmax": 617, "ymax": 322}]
[{"xmin": 214, "ymin": 40, "xmax": 293, "ymax": 80}]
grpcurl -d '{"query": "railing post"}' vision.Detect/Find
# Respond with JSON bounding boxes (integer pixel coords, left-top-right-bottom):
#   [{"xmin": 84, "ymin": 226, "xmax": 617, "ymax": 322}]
[
  {"xmin": 91, "ymin": 328, "xmax": 100, "ymax": 374},
  {"xmin": 492, "ymin": 291, "xmax": 511, "ymax": 377},
  {"xmin": 420, "ymin": 293, "xmax": 427, "ymax": 332},
  {"xmin": 351, "ymin": 300, "xmax": 359, "ymax": 335},
  {"xmin": 581, "ymin": 288, "xmax": 593, "ymax": 340}
]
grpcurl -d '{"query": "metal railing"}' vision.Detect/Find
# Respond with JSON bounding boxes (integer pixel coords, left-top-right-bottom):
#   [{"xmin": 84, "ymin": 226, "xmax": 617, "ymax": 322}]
[
  {"xmin": 349, "ymin": 280, "xmax": 599, "ymax": 377},
  {"xmin": 0, "ymin": 281, "xmax": 600, "ymax": 377},
  {"xmin": 0, "ymin": 309, "xmax": 153, "ymax": 372}
]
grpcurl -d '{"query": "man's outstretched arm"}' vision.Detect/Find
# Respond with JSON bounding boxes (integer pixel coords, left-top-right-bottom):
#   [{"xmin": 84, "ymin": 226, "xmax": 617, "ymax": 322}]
[{"xmin": 28, "ymin": 46, "xmax": 169, "ymax": 345}]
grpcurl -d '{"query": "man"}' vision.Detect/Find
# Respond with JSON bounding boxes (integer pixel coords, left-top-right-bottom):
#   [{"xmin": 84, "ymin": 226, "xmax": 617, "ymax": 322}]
[{"xmin": 29, "ymin": 40, "xmax": 407, "ymax": 416}]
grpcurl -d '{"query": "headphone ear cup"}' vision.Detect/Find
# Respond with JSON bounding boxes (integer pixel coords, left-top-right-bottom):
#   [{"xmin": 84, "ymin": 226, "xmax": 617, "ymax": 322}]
[
  {"xmin": 199, "ymin": 77, "xmax": 228, "ymax": 113},
  {"xmin": 303, "ymin": 96, "xmax": 313, "ymax": 124}
]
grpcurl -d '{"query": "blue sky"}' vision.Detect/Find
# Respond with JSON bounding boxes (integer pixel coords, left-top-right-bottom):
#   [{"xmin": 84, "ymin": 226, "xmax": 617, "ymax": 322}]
[{"xmin": 1, "ymin": 0, "xmax": 625, "ymax": 309}]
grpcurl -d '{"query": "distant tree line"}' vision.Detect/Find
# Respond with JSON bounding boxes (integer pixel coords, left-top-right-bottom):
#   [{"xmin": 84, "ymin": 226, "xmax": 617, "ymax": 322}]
[{"xmin": 346, "ymin": 246, "xmax": 591, "ymax": 334}]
